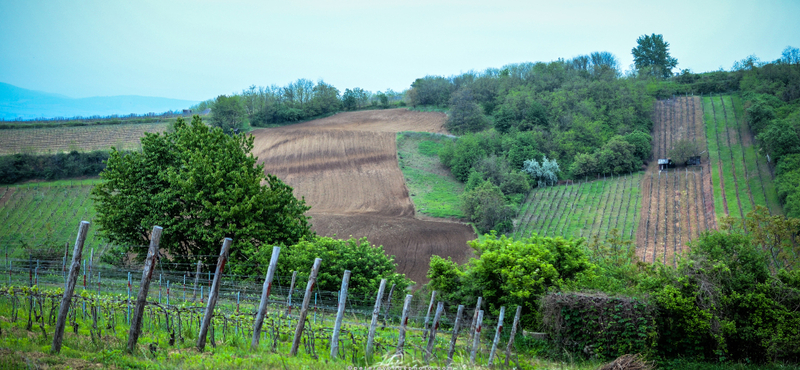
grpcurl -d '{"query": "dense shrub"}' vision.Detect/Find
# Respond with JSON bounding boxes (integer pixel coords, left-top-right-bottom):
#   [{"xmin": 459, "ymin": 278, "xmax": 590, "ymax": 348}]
[
  {"xmin": 276, "ymin": 236, "xmax": 412, "ymax": 297},
  {"xmin": 427, "ymin": 232, "xmax": 594, "ymax": 328},
  {"xmin": 0, "ymin": 150, "xmax": 110, "ymax": 184}
]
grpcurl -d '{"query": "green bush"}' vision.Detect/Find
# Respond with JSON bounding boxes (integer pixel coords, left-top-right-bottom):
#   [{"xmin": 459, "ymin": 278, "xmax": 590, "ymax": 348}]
[{"xmin": 277, "ymin": 236, "xmax": 412, "ymax": 297}]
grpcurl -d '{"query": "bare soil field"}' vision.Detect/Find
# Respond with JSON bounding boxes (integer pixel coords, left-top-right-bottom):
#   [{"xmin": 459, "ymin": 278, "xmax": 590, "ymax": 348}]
[
  {"xmin": 636, "ymin": 96, "xmax": 716, "ymax": 265},
  {"xmin": 251, "ymin": 109, "xmax": 475, "ymax": 284},
  {"xmin": 0, "ymin": 123, "xmax": 168, "ymax": 154}
]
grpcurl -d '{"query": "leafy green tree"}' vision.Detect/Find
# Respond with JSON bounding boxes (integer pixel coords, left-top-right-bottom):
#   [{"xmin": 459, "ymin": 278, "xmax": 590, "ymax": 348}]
[
  {"xmin": 441, "ymin": 134, "xmax": 486, "ymax": 182},
  {"xmin": 569, "ymin": 152, "xmax": 598, "ymax": 179},
  {"xmin": 92, "ymin": 116, "xmax": 313, "ymax": 275},
  {"xmin": 210, "ymin": 95, "xmax": 247, "ymax": 134},
  {"xmin": 460, "ymin": 180, "xmax": 514, "ymax": 233},
  {"xmin": 427, "ymin": 232, "xmax": 594, "ymax": 328},
  {"xmin": 624, "ymin": 130, "xmax": 652, "ymax": 161},
  {"xmin": 342, "ymin": 88, "xmax": 358, "ymax": 111},
  {"xmin": 408, "ymin": 76, "xmax": 453, "ymax": 106},
  {"xmin": 279, "ymin": 236, "xmax": 412, "ymax": 297},
  {"xmin": 597, "ymin": 136, "xmax": 639, "ymax": 174},
  {"xmin": 668, "ymin": 138, "xmax": 699, "ymax": 165},
  {"xmin": 758, "ymin": 117, "xmax": 800, "ymax": 161},
  {"xmin": 632, "ymin": 34, "xmax": 678, "ymax": 78},
  {"xmin": 447, "ymin": 88, "xmax": 488, "ymax": 133}
]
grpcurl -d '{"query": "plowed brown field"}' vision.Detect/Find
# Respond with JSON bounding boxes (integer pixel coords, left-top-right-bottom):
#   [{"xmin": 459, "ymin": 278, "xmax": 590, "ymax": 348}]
[
  {"xmin": 636, "ymin": 96, "xmax": 716, "ymax": 265},
  {"xmin": 251, "ymin": 109, "xmax": 475, "ymax": 285}
]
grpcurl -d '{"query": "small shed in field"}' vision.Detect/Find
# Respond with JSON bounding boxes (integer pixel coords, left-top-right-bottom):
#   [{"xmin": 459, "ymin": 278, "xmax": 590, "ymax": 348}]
[{"xmin": 658, "ymin": 158, "xmax": 675, "ymax": 170}]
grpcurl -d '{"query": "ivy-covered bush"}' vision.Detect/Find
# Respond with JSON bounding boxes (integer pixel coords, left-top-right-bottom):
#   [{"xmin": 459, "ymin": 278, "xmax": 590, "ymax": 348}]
[{"xmin": 541, "ymin": 292, "xmax": 657, "ymax": 360}]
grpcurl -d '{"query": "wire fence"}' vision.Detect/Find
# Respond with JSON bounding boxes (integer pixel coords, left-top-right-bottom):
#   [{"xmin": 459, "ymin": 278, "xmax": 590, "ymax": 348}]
[{"xmin": 0, "ymin": 248, "xmax": 525, "ymax": 367}]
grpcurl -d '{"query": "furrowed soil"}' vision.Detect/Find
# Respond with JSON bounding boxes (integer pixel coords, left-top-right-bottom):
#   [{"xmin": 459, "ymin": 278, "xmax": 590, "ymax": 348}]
[
  {"xmin": 636, "ymin": 96, "xmax": 715, "ymax": 265},
  {"xmin": 251, "ymin": 109, "xmax": 475, "ymax": 285}
]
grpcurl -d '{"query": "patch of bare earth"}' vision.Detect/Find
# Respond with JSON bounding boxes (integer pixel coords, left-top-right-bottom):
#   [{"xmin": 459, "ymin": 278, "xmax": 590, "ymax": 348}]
[
  {"xmin": 251, "ymin": 109, "xmax": 475, "ymax": 285},
  {"xmin": 636, "ymin": 97, "xmax": 716, "ymax": 263}
]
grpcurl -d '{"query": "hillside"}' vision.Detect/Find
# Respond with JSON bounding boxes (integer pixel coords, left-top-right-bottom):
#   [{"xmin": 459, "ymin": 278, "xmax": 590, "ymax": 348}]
[{"xmin": 0, "ymin": 82, "xmax": 197, "ymax": 120}]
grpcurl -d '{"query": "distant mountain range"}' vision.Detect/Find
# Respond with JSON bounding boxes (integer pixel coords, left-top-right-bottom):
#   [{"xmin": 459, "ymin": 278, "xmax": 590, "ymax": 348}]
[{"xmin": 0, "ymin": 82, "xmax": 198, "ymax": 120}]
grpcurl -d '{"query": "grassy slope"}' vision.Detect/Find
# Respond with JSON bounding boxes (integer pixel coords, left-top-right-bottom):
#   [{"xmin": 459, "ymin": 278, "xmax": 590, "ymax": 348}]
[
  {"xmin": 513, "ymin": 174, "xmax": 641, "ymax": 241},
  {"xmin": 0, "ymin": 179, "xmax": 102, "ymax": 256},
  {"xmin": 396, "ymin": 132, "xmax": 465, "ymax": 219},
  {"xmin": 702, "ymin": 95, "xmax": 782, "ymax": 221}
]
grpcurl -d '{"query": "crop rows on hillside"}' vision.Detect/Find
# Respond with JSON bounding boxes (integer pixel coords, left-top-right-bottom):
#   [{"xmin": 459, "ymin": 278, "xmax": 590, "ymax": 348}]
[
  {"xmin": 636, "ymin": 96, "xmax": 716, "ymax": 264},
  {"xmin": 513, "ymin": 173, "xmax": 642, "ymax": 242},
  {"xmin": 0, "ymin": 122, "xmax": 168, "ymax": 154},
  {"xmin": 703, "ymin": 95, "xmax": 782, "ymax": 222},
  {"xmin": 0, "ymin": 181, "xmax": 104, "ymax": 256}
]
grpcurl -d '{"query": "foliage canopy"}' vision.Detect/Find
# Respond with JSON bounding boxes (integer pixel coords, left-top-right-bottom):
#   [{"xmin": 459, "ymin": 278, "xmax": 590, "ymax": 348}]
[{"xmin": 92, "ymin": 116, "xmax": 312, "ymax": 275}]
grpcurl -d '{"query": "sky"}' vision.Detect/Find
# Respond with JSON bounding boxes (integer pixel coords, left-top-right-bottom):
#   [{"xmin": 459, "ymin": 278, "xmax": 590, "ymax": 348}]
[{"xmin": 1, "ymin": 0, "xmax": 798, "ymax": 102}]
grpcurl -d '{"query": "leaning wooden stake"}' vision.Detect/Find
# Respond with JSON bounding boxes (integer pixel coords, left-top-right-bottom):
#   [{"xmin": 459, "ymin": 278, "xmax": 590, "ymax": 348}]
[
  {"xmin": 196, "ymin": 238, "xmax": 232, "ymax": 352},
  {"xmin": 469, "ymin": 296, "xmax": 482, "ymax": 341},
  {"xmin": 284, "ymin": 271, "xmax": 298, "ymax": 317},
  {"xmin": 192, "ymin": 261, "xmax": 201, "ymax": 302},
  {"xmin": 396, "ymin": 294, "xmax": 413, "ymax": 357},
  {"xmin": 488, "ymin": 306, "xmax": 505, "ymax": 365},
  {"xmin": 251, "ymin": 246, "xmax": 280, "ymax": 350},
  {"xmin": 51, "ymin": 221, "xmax": 90, "ymax": 354},
  {"xmin": 470, "ymin": 310, "xmax": 484, "ymax": 364},
  {"xmin": 290, "ymin": 258, "xmax": 321, "ymax": 356},
  {"xmin": 422, "ymin": 290, "xmax": 436, "ymax": 341},
  {"xmin": 447, "ymin": 305, "xmax": 465, "ymax": 366},
  {"xmin": 425, "ymin": 301, "xmax": 444, "ymax": 363},
  {"xmin": 330, "ymin": 270, "xmax": 351, "ymax": 359},
  {"xmin": 365, "ymin": 278, "xmax": 387, "ymax": 359},
  {"xmin": 504, "ymin": 306, "xmax": 522, "ymax": 366},
  {"xmin": 382, "ymin": 283, "xmax": 396, "ymax": 328},
  {"xmin": 126, "ymin": 226, "xmax": 163, "ymax": 354}
]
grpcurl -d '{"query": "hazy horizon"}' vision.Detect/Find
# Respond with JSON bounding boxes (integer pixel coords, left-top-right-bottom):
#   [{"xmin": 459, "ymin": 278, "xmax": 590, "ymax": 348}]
[{"xmin": 2, "ymin": 0, "xmax": 798, "ymax": 102}]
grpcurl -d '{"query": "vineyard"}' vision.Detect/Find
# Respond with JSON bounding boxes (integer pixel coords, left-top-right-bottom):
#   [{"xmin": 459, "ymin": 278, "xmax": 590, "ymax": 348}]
[
  {"xmin": 635, "ymin": 96, "xmax": 714, "ymax": 265},
  {"xmin": 0, "ymin": 180, "xmax": 103, "ymax": 255},
  {"xmin": 0, "ymin": 122, "xmax": 168, "ymax": 154},
  {"xmin": 703, "ymin": 94, "xmax": 782, "ymax": 223},
  {"xmin": 512, "ymin": 173, "xmax": 642, "ymax": 242},
  {"xmin": 0, "ymin": 225, "xmax": 529, "ymax": 369}
]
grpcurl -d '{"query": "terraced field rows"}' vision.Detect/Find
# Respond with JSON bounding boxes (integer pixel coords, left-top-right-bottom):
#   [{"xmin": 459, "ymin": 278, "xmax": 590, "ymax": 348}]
[
  {"xmin": 703, "ymin": 94, "xmax": 782, "ymax": 221},
  {"xmin": 636, "ymin": 96, "xmax": 716, "ymax": 264},
  {"xmin": 513, "ymin": 173, "xmax": 642, "ymax": 242},
  {"xmin": 0, "ymin": 180, "xmax": 104, "ymax": 256}
]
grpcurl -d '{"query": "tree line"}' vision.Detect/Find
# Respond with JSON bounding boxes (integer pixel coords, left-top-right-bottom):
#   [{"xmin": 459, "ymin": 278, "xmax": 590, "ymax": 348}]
[{"xmin": 193, "ymin": 80, "xmax": 406, "ymax": 134}]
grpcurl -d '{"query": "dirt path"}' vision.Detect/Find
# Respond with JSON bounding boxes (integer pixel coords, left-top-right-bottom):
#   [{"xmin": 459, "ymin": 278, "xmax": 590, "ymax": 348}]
[{"xmin": 250, "ymin": 109, "xmax": 475, "ymax": 285}]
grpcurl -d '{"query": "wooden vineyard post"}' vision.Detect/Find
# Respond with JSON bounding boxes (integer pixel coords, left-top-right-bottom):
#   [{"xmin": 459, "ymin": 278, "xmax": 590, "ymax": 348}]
[
  {"xmin": 289, "ymin": 258, "xmax": 321, "ymax": 356},
  {"xmin": 382, "ymin": 283, "xmax": 395, "ymax": 328},
  {"xmin": 422, "ymin": 290, "xmax": 436, "ymax": 341},
  {"xmin": 396, "ymin": 294, "xmax": 413, "ymax": 357},
  {"xmin": 488, "ymin": 306, "xmax": 505, "ymax": 366},
  {"xmin": 504, "ymin": 306, "xmax": 522, "ymax": 366},
  {"xmin": 424, "ymin": 301, "xmax": 444, "ymax": 363},
  {"xmin": 330, "ymin": 270, "xmax": 351, "ymax": 359},
  {"xmin": 447, "ymin": 305, "xmax": 465, "ymax": 366},
  {"xmin": 197, "ymin": 238, "xmax": 232, "ymax": 352},
  {"xmin": 470, "ymin": 310, "xmax": 484, "ymax": 365},
  {"xmin": 284, "ymin": 271, "xmax": 298, "ymax": 317},
  {"xmin": 192, "ymin": 261, "xmax": 201, "ymax": 302},
  {"xmin": 251, "ymin": 246, "xmax": 280, "ymax": 350},
  {"xmin": 126, "ymin": 226, "xmax": 163, "ymax": 354},
  {"xmin": 365, "ymin": 279, "xmax": 387, "ymax": 359},
  {"xmin": 469, "ymin": 296, "xmax": 482, "ymax": 341},
  {"xmin": 51, "ymin": 221, "xmax": 90, "ymax": 354}
]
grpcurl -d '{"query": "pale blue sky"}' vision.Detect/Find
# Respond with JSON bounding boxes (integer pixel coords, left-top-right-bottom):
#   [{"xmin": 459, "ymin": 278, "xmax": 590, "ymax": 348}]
[{"xmin": 1, "ymin": 0, "xmax": 798, "ymax": 101}]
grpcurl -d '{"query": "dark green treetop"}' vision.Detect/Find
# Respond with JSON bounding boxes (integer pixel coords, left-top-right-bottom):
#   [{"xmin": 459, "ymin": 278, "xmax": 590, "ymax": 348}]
[
  {"xmin": 92, "ymin": 115, "xmax": 312, "ymax": 275},
  {"xmin": 632, "ymin": 33, "xmax": 678, "ymax": 78}
]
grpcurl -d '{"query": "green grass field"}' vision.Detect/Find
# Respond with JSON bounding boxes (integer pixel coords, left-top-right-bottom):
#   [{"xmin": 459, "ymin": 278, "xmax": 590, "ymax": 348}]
[
  {"xmin": 702, "ymin": 95, "xmax": 781, "ymax": 222},
  {"xmin": 513, "ymin": 173, "xmax": 642, "ymax": 241},
  {"xmin": 397, "ymin": 132, "xmax": 465, "ymax": 219},
  {"xmin": 0, "ymin": 179, "xmax": 103, "ymax": 258}
]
